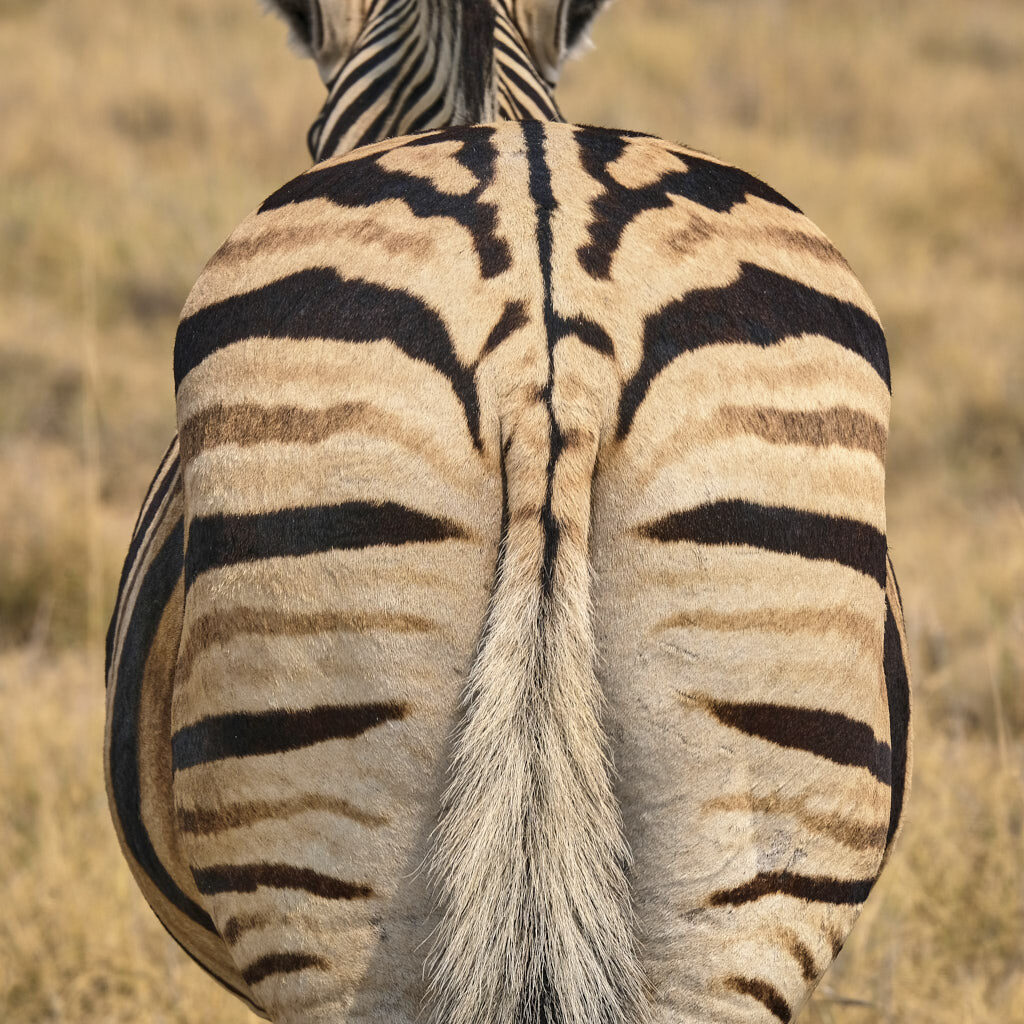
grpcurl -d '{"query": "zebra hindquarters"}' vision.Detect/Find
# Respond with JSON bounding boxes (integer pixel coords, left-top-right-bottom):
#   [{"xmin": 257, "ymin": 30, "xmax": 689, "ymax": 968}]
[
  {"xmin": 590, "ymin": 334, "xmax": 901, "ymax": 1023},
  {"xmin": 170, "ymin": 343, "xmax": 501, "ymax": 1022},
  {"xmin": 105, "ymin": 436, "xmax": 264, "ymax": 1013}
]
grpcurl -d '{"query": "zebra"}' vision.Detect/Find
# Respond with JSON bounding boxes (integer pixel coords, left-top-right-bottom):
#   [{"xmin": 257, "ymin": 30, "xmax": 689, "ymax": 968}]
[{"xmin": 105, "ymin": 2, "xmax": 912, "ymax": 1023}]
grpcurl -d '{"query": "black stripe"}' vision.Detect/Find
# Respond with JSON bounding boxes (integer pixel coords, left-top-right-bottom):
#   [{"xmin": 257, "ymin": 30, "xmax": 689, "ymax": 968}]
[
  {"xmin": 724, "ymin": 976, "xmax": 792, "ymax": 1023},
  {"xmin": 127, "ymin": 436, "xmax": 178, "ymax": 555},
  {"xmin": 888, "ymin": 549, "xmax": 906, "ymax": 607},
  {"xmin": 398, "ymin": 5, "xmax": 446, "ymax": 133},
  {"xmin": 883, "ymin": 576, "xmax": 911, "ymax": 850},
  {"xmin": 697, "ymin": 696, "xmax": 892, "ymax": 784},
  {"xmin": 557, "ymin": 313, "xmax": 614, "ymax": 355},
  {"xmin": 114, "ymin": 463, "xmax": 177, "ymax": 608},
  {"xmin": 497, "ymin": 82, "xmax": 516, "ymax": 116},
  {"xmin": 575, "ymin": 126, "xmax": 801, "ymax": 281},
  {"xmin": 458, "ymin": 0, "xmax": 497, "ymax": 123},
  {"xmin": 356, "ymin": 0, "xmax": 418, "ymax": 52},
  {"xmin": 493, "ymin": 13, "xmax": 563, "ymax": 119},
  {"xmin": 107, "ymin": 519, "xmax": 216, "ymax": 931},
  {"xmin": 259, "ymin": 126, "xmax": 510, "ymax": 279},
  {"xmin": 498, "ymin": 433, "xmax": 512, "ymax": 560},
  {"xmin": 109, "ymin": 436, "xmax": 176, "ymax": 584},
  {"xmin": 174, "ymin": 269, "xmax": 483, "ymax": 448},
  {"xmin": 384, "ymin": 37, "xmax": 438, "ymax": 137},
  {"xmin": 306, "ymin": 110, "xmax": 325, "ymax": 160},
  {"xmin": 193, "ymin": 862, "xmax": 373, "ymax": 900},
  {"xmin": 354, "ymin": 37, "xmax": 429, "ymax": 149},
  {"xmin": 523, "ymin": 120, "xmax": 564, "ymax": 600},
  {"xmin": 106, "ymin": 440, "xmax": 179, "ymax": 678},
  {"xmin": 407, "ymin": 86, "xmax": 447, "ymax": 132},
  {"xmin": 363, "ymin": 36, "xmax": 429, "ymax": 145},
  {"xmin": 325, "ymin": 10, "xmax": 419, "ymax": 119},
  {"xmin": 306, "ymin": 9, "xmax": 421, "ymax": 161},
  {"xmin": 321, "ymin": 21, "xmax": 419, "ymax": 156},
  {"xmin": 709, "ymin": 870, "xmax": 875, "ymax": 907},
  {"xmin": 153, "ymin": 913, "xmax": 265, "ymax": 1014},
  {"xmin": 639, "ymin": 499, "xmax": 887, "ymax": 588},
  {"xmin": 496, "ymin": 44, "xmax": 557, "ymax": 116},
  {"xmin": 172, "ymin": 701, "xmax": 408, "ymax": 770},
  {"xmin": 185, "ymin": 501, "xmax": 466, "ymax": 589},
  {"xmin": 241, "ymin": 952, "xmax": 328, "ymax": 986},
  {"xmin": 617, "ymin": 261, "xmax": 890, "ymax": 438},
  {"xmin": 520, "ymin": 119, "xmax": 570, "ymax": 1024},
  {"xmin": 520, "ymin": 122, "xmax": 613, "ymax": 596},
  {"xmin": 482, "ymin": 300, "xmax": 530, "ymax": 355}
]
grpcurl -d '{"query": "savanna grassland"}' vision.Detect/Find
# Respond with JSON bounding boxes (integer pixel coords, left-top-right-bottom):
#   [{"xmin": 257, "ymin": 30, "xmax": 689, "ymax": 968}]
[{"xmin": 0, "ymin": 0, "xmax": 1021, "ymax": 1020}]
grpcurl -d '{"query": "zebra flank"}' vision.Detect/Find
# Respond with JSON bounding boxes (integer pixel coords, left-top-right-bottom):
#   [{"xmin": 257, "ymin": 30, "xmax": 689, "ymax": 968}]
[{"xmin": 105, "ymin": 3, "xmax": 912, "ymax": 1023}]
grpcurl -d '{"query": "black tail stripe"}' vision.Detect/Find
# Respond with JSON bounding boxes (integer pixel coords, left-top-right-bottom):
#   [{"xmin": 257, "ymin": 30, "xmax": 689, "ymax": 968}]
[
  {"xmin": 523, "ymin": 120, "xmax": 564, "ymax": 602},
  {"xmin": 554, "ymin": 312, "xmax": 614, "ymax": 355},
  {"xmin": 639, "ymin": 499, "xmax": 886, "ymax": 588},
  {"xmin": 241, "ymin": 952, "xmax": 328, "ymax": 987},
  {"xmin": 172, "ymin": 701, "xmax": 408, "ymax": 771},
  {"xmin": 107, "ymin": 519, "xmax": 217, "ymax": 931},
  {"xmin": 700, "ymin": 697, "xmax": 892, "ymax": 784},
  {"xmin": 185, "ymin": 501, "xmax": 466, "ymax": 589},
  {"xmin": 709, "ymin": 870, "xmax": 876, "ymax": 907},
  {"xmin": 883, "ymin": 589, "xmax": 911, "ymax": 849},
  {"xmin": 174, "ymin": 268, "xmax": 483, "ymax": 448},
  {"xmin": 617, "ymin": 260, "xmax": 890, "ymax": 438},
  {"xmin": 193, "ymin": 863, "xmax": 373, "ymax": 900}
]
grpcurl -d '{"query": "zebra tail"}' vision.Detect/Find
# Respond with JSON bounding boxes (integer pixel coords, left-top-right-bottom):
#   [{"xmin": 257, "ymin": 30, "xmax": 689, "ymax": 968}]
[{"xmin": 426, "ymin": 423, "xmax": 647, "ymax": 1024}]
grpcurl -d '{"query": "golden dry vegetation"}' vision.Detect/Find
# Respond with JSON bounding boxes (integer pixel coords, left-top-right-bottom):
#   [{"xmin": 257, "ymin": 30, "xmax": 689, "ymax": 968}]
[{"xmin": 1, "ymin": 0, "xmax": 1021, "ymax": 1020}]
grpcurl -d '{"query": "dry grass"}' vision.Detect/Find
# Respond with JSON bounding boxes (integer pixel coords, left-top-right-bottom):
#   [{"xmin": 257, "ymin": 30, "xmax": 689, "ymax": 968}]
[{"xmin": 0, "ymin": 0, "xmax": 1021, "ymax": 1020}]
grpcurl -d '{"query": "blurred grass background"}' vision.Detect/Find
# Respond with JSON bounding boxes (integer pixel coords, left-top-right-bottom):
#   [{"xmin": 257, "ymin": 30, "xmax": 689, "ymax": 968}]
[{"xmin": 0, "ymin": 0, "xmax": 1021, "ymax": 1020}]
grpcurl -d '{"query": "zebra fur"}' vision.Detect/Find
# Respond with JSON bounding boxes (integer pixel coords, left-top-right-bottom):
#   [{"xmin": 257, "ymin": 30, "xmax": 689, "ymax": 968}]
[
  {"xmin": 299, "ymin": 0, "xmax": 565, "ymax": 160},
  {"xmin": 106, "ymin": 3, "xmax": 912, "ymax": 1023}
]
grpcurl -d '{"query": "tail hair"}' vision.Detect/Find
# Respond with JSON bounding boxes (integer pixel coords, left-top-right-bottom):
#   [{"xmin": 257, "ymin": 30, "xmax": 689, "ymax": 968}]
[{"xmin": 426, "ymin": 435, "xmax": 646, "ymax": 1024}]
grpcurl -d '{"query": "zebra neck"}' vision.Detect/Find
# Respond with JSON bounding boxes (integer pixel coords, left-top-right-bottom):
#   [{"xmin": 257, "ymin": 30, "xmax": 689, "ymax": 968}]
[
  {"xmin": 307, "ymin": 0, "xmax": 454, "ymax": 160},
  {"xmin": 493, "ymin": 0, "xmax": 564, "ymax": 122},
  {"xmin": 307, "ymin": 0, "xmax": 562, "ymax": 162}
]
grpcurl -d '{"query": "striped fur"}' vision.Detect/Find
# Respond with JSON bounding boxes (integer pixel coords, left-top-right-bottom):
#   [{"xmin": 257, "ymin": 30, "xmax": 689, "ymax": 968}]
[
  {"xmin": 106, "ymin": 2, "xmax": 599, "ymax": 1017},
  {"xmin": 106, "ymin": 5, "xmax": 912, "ymax": 1024},
  {"xmin": 298, "ymin": 0, "xmax": 564, "ymax": 159}
]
